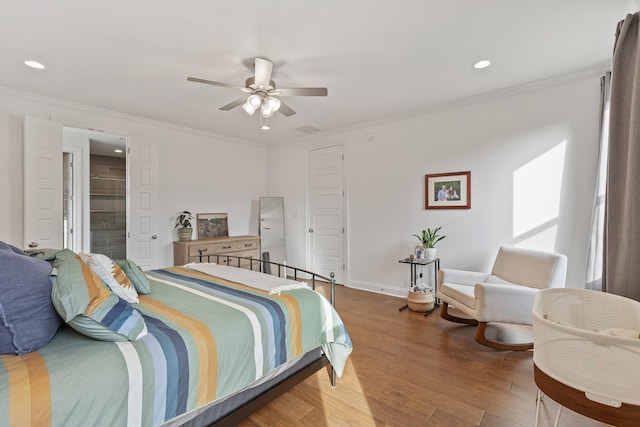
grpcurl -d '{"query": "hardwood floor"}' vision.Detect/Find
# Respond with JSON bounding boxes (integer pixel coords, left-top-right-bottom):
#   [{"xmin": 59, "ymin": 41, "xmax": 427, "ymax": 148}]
[{"xmin": 237, "ymin": 285, "xmax": 612, "ymax": 426}]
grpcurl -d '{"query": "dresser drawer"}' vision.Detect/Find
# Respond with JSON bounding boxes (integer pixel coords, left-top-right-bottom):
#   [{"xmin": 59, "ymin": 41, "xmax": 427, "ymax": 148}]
[
  {"xmin": 237, "ymin": 239, "xmax": 259, "ymax": 251},
  {"xmin": 173, "ymin": 236, "xmax": 260, "ymax": 266},
  {"xmin": 187, "ymin": 241, "xmax": 239, "ymax": 257},
  {"xmin": 218, "ymin": 249, "xmax": 260, "ymax": 270},
  {"xmin": 218, "ymin": 249, "xmax": 259, "ymax": 263}
]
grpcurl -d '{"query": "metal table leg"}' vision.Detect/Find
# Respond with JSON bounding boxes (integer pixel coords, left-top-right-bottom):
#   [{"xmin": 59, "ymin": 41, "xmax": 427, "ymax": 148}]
[{"xmin": 399, "ymin": 263, "xmax": 417, "ymax": 311}]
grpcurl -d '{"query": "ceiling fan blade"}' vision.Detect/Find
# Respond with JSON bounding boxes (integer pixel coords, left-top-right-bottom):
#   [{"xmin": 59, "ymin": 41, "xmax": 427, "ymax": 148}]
[
  {"xmin": 187, "ymin": 77, "xmax": 246, "ymax": 91},
  {"xmin": 277, "ymin": 100, "xmax": 296, "ymax": 117},
  {"xmin": 254, "ymin": 58, "xmax": 273, "ymax": 88},
  {"xmin": 275, "ymin": 87, "xmax": 328, "ymax": 97},
  {"xmin": 219, "ymin": 96, "xmax": 248, "ymax": 111}
]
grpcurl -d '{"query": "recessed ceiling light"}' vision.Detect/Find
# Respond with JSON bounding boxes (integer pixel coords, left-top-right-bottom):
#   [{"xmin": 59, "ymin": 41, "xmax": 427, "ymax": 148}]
[
  {"xmin": 114, "ymin": 149, "xmax": 123, "ymax": 153},
  {"xmin": 24, "ymin": 60, "xmax": 45, "ymax": 69},
  {"xmin": 473, "ymin": 60, "xmax": 491, "ymax": 69}
]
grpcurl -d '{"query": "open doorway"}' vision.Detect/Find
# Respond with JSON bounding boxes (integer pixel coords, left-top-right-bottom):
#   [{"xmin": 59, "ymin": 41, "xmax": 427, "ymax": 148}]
[
  {"xmin": 62, "ymin": 127, "xmax": 127, "ymax": 257},
  {"xmin": 89, "ymin": 139, "xmax": 127, "ymax": 259}
]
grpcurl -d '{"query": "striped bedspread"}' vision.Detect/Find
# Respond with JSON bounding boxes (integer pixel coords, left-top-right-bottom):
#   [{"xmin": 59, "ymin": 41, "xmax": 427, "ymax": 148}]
[{"xmin": 0, "ymin": 266, "xmax": 352, "ymax": 427}]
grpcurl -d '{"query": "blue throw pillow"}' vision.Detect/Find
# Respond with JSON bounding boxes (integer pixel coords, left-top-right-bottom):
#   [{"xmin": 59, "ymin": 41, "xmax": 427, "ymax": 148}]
[
  {"xmin": 0, "ymin": 240, "xmax": 25, "ymax": 255},
  {"xmin": 0, "ymin": 242, "xmax": 63, "ymax": 355}
]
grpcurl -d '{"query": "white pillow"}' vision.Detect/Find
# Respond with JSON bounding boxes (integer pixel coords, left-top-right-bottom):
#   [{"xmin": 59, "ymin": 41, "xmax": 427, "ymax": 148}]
[{"xmin": 79, "ymin": 253, "xmax": 139, "ymax": 303}]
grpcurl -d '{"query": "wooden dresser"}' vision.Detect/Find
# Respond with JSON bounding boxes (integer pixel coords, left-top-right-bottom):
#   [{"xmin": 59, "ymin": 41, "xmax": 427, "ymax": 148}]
[{"xmin": 173, "ymin": 236, "xmax": 261, "ymax": 269}]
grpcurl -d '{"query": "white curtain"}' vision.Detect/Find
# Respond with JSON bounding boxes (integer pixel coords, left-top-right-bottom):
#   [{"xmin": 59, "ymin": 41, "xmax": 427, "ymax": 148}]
[{"xmin": 585, "ymin": 73, "xmax": 610, "ymax": 291}]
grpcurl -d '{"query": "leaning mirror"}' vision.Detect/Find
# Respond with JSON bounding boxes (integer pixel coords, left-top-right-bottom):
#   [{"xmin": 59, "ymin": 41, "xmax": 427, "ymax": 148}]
[{"xmin": 259, "ymin": 197, "xmax": 286, "ymax": 273}]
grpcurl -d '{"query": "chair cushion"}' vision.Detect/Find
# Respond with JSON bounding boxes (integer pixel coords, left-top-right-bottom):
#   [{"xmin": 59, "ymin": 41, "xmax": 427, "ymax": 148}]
[
  {"xmin": 0, "ymin": 242, "xmax": 62, "ymax": 354},
  {"xmin": 491, "ymin": 246, "xmax": 567, "ymax": 289},
  {"xmin": 486, "ymin": 275, "xmax": 515, "ymax": 285},
  {"xmin": 440, "ymin": 282, "xmax": 476, "ymax": 309}
]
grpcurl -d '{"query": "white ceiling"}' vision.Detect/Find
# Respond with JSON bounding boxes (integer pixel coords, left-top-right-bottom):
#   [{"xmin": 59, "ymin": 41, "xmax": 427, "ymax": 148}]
[{"xmin": 1, "ymin": 1, "xmax": 638, "ymax": 145}]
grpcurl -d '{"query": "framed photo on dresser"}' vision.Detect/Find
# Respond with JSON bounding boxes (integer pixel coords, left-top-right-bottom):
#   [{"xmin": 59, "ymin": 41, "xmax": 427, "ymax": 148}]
[{"xmin": 197, "ymin": 213, "xmax": 229, "ymax": 238}]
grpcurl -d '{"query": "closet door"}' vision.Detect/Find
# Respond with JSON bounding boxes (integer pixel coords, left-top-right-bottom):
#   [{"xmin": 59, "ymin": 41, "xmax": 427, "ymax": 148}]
[
  {"xmin": 307, "ymin": 145, "xmax": 345, "ymax": 284},
  {"xmin": 127, "ymin": 136, "xmax": 159, "ymax": 269},
  {"xmin": 23, "ymin": 115, "xmax": 63, "ymax": 250}
]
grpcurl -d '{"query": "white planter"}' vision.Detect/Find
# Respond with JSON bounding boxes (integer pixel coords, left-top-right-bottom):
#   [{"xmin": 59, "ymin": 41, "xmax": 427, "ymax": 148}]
[{"xmin": 426, "ymin": 248, "xmax": 437, "ymax": 260}]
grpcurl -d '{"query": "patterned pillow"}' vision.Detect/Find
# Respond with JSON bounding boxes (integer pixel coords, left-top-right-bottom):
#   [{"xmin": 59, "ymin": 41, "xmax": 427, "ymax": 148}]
[
  {"xmin": 51, "ymin": 250, "xmax": 147, "ymax": 341},
  {"xmin": 79, "ymin": 253, "xmax": 139, "ymax": 303},
  {"xmin": 116, "ymin": 259, "xmax": 151, "ymax": 294}
]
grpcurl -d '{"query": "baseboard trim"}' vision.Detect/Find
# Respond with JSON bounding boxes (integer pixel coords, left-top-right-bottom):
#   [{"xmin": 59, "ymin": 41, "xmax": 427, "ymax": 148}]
[{"xmin": 347, "ymin": 280, "xmax": 407, "ymax": 298}]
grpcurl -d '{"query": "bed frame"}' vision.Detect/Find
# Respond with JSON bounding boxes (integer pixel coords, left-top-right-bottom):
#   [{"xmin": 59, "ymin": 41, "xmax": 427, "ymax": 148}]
[
  {"xmin": 187, "ymin": 254, "xmax": 337, "ymax": 427},
  {"xmin": 197, "ymin": 253, "xmax": 336, "ymax": 308}
]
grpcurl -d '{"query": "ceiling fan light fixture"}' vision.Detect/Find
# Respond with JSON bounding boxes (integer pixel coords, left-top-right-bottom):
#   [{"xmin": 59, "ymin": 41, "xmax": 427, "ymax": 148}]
[
  {"xmin": 188, "ymin": 57, "xmax": 327, "ymax": 130},
  {"xmin": 261, "ymin": 106, "xmax": 275, "ymax": 118},
  {"xmin": 260, "ymin": 116, "xmax": 270, "ymax": 130},
  {"xmin": 247, "ymin": 94, "xmax": 262, "ymax": 108},
  {"xmin": 264, "ymin": 96, "xmax": 281, "ymax": 111},
  {"xmin": 242, "ymin": 102, "xmax": 258, "ymax": 116}
]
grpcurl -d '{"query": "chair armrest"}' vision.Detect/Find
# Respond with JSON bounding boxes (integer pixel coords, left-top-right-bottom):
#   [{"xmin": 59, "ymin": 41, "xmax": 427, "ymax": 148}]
[
  {"xmin": 439, "ymin": 269, "xmax": 491, "ymax": 286},
  {"xmin": 474, "ymin": 282, "xmax": 539, "ymax": 324}
]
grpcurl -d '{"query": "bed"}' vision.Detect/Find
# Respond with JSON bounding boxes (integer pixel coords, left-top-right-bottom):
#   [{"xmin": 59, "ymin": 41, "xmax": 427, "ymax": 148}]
[{"xmin": 0, "ymin": 243, "xmax": 352, "ymax": 427}]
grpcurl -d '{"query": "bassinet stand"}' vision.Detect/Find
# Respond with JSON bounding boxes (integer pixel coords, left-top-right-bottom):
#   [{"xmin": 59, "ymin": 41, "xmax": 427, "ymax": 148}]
[{"xmin": 533, "ymin": 364, "xmax": 640, "ymax": 427}]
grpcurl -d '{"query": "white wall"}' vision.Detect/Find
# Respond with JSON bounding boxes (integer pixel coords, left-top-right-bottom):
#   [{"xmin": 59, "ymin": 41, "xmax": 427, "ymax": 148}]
[
  {"xmin": 268, "ymin": 75, "xmax": 602, "ymax": 295},
  {"xmin": 0, "ymin": 89, "xmax": 268, "ymax": 267},
  {"xmin": 0, "ymin": 74, "xmax": 602, "ymax": 284}
]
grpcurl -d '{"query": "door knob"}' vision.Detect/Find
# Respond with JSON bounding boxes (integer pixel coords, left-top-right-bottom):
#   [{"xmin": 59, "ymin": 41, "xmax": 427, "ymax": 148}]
[
  {"xmin": 28, "ymin": 241, "xmax": 38, "ymax": 248},
  {"xmin": 151, "ymin": 234, "xmax": 158, "ymax": 240},
  {"xmin": 309, "ymin": 228, "xmax": 314, "ymax": 233}
]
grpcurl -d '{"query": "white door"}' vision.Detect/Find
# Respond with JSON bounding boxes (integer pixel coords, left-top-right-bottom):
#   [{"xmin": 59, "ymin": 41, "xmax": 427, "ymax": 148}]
[
  {"xmin": 307, "ymin": 145, "xmax": 345, "ymax": 284},
  {"xmin": 127, "ymin": 136, "xmax": 159, "ymax": 270},
  {"xmin": 23, "ymin": 115, "xmax": 63, "ymax": 250}
]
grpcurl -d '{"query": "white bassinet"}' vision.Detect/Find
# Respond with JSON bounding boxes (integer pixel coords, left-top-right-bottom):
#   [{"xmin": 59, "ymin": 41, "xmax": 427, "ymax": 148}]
[{"xmin": 532, "ymin": 288, "xmax": 640, "ymax": 426}]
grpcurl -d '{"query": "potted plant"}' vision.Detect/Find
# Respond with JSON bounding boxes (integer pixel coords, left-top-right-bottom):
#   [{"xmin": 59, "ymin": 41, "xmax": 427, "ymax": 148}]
[
  {"xmin": 412, "ymin": 226, "xmax": 445, "ymax": 259},
  {"xmin": 175, "ymin": 211, "xmax": 194, "ymax": 241}
]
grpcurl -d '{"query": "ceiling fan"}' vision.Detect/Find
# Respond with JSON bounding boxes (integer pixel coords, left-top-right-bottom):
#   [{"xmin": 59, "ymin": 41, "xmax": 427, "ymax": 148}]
[{"xmin": 187, "ymin": 57, "xmax": 328, "ymax": 129}]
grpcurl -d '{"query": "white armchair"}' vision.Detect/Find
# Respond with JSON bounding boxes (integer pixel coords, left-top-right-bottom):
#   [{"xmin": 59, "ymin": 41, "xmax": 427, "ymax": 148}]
[{"xmin": 437, "ymin": 246, "xmax": 567, "ymax": 350}]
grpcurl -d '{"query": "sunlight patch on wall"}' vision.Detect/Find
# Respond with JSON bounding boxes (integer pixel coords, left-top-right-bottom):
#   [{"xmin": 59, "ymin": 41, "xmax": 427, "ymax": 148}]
[
  {"xmin": 514, "ymin": 225, "xmax": 558, "ymax": 253},
  {"xmin": 513, "ymin": 141, "xmax": 566, "ymax": 249}
]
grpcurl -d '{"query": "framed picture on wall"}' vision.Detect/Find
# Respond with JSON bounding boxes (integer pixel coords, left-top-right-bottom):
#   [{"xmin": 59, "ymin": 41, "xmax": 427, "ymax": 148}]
[
  {"xmin": 197, "ymin": 213, "xmax": 229, "ymax": 239},
  {"xmin": 425, "ymin": 171, "xmax": 471, "ymax": 209}
]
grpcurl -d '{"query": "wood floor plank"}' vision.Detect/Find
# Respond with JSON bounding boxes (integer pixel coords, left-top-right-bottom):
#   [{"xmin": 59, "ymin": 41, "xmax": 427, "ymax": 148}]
[
  {"xmin": 236, "ymin": 285, "xmax": 615, "ymax": 426},
  {"xmin": 425, "ymin": 408, "xmax": 479, "ymax": 427}
]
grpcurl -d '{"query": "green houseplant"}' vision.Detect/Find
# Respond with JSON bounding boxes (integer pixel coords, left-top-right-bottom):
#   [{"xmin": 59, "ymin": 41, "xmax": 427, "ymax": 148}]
[
  {"xmin": 175, "ymin": 211, "xmax": 195, "ymax": 241},
  {"xmin": 412, "ymin": 226, "xmax": 445, "ymax": 259}
]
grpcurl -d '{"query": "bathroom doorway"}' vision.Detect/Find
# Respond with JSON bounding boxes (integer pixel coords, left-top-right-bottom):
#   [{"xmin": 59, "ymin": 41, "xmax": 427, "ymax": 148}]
[{"xmin": 63, "ymin": 127, "xmax": 127, "ymax": 257}]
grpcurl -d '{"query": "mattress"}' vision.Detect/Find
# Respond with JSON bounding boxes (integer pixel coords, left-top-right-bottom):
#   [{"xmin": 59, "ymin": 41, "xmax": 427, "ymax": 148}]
[{"xmin": 0, "ymin": 265, "xmax": 352, "ymax": 427}]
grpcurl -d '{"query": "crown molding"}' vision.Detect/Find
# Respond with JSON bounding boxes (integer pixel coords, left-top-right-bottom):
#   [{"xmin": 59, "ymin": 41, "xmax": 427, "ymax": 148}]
[
  {"xmin": 0, "ymin": 87, "xmax": 266, "ymax": 148},
  {"xmin": 270, "ymin": 64, "xmax": 610, "ymax": 148}
]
